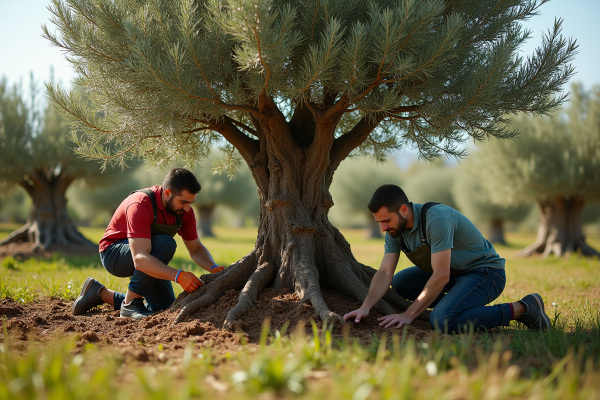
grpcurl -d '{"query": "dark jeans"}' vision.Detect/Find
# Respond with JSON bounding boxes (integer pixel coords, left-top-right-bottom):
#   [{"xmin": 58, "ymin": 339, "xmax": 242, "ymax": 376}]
[
  {"xmin": 99, "ymin": 235, "xmax": 177, "ymax": 312},
  {"xmin": 392, "ymin": 266, "xmax": 511, "ymax": 333}
]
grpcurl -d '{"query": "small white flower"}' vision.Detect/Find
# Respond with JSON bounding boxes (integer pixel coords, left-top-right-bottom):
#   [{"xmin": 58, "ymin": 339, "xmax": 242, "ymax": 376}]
[
  {"xmin": 425, "ymin": 361, "xmax": 438, "ymax": 376},
  {"xmin": 552, "ymin": 302, "xmax": 557, "ymax": 307}
]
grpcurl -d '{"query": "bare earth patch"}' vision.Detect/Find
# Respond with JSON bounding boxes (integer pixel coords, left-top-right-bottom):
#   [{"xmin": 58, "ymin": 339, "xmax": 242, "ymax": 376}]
[
  {"xmin": 1, "ymin": 288, "xmax": 435, "ymax": 361},
  {"xmin": 0, "ymin": 242, "xmax": 98, "ymax": 261}
]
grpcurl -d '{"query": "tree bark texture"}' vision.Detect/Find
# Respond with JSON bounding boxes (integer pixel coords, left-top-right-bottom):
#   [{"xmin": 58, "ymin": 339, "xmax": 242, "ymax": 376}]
[
  {"xmin": 170, "ymin": 100, "xmax": 427, "ymax": 328},
  {"xmin": 488, "ymin": 219, "xmax": 506, "ymax": 245},
  {"xmin": 519, "ymin": 196, "xmax": 599, "ymax": 257},
  {"xmin": 0, "ymin": 171, "xmax": 94, "ymax": 249},
  {"xmin": 196, "ymin": 204, "xmax": 216, "ymax": 238}
]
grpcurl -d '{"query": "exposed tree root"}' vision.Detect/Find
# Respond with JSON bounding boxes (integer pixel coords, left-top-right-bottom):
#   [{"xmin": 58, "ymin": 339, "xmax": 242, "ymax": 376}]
[
  {"xmin": 0, "ymin": 222, "xmax": 31, "ymax": 246},
  {"xmin": 171, "ymin": 250, "xmax": 258, "ymax": 323},
  {"xmin": 224, "ymin": 258, "xmax": 275, "ymax": 330}
]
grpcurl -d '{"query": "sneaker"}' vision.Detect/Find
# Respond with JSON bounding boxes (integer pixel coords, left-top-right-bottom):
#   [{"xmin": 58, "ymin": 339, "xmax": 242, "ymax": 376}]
[
  {"xmin": 72, "ymin": 277, "xmax": 105, "ymax": 316},
  {"xmin": 516, "ymin": 293, "xmax": 552, "ymax": 331},
  {"xmin": 120, "ymin": 298, "xmax": 152, "ymax": 320}
]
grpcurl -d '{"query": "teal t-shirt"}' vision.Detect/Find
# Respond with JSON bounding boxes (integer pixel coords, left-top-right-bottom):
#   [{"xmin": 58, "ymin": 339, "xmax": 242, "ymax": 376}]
[{"xmin": 384, "ymin": 203, "xmax": 505, "ymax": 274}]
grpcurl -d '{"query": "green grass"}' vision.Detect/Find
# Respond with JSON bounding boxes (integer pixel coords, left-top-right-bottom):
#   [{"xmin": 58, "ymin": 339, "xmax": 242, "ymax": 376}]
[{"xmin": 1, "ymin": 224, "xmax": 600, "ymax": 399}]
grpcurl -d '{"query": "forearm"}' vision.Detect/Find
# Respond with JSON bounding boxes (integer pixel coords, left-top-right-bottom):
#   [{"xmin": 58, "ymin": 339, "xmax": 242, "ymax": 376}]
[
  {"xmin": 404, "ymin": 272, "xmax": 448, "ymax": 320},
  {"xmin": 361, "ymin": 268, "xmax": 394, "ymax": 310},
  {"xmin": 134, "ymin": 253, "xmax": 178, "ymax": 281},
  {"xmin": 190, "ymin": 244, "xmax": 217, "ymax": 271}
]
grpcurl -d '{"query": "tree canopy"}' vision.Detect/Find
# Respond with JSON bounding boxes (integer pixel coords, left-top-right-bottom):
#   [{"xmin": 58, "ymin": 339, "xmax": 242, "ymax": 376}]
[{"xmin": 403, "ymin": 162, "xmax": 458, "ymax": 210}]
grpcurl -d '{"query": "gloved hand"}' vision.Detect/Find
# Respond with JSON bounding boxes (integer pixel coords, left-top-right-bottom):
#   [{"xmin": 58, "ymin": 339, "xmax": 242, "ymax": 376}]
[
  {"xmin": 176, "ymin": 271, "xmax": 204, "ymax": 292},
  {"xmin": 211, "ymin": 265, "xmax": 225, "ymax": 273}
]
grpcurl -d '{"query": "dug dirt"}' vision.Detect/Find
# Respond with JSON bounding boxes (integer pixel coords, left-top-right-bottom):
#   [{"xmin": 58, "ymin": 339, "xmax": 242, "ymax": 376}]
[{"xmin": 1, "ymin": 288, "xmax": 435, "ymax": 361}]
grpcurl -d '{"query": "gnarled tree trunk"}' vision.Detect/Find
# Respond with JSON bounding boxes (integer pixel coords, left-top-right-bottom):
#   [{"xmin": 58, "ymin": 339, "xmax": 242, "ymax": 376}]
[
  {"xmin": 170, "ymin": 101, "xmax": 426, "ymax": 328},
  {"xmin": 196, "ymin": 204, "xmax": 216, "ymax": 237},
  {"xmin": 0, "ymin": 171, "xmax": 94, "ymax": 249},
  {"xmin": 519, "ymin": 196, "xmax": 599, "ymax": 257},
  {"xmin": 488, "ymin": 218, "xmax": 506, "ymax": 245}
]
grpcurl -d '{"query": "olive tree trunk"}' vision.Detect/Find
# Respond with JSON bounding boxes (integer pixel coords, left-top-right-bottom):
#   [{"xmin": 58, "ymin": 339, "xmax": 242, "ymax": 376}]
[
  {"xmin": 0, "ymin": 171, "xmax": 94, "ymax": 249},
  {"xmin": 519, "ymin": 196, "xmax": 599, "ymax": 257},
  {"xmin": 170, "ymin": 103, "xmax": 425, "ymax": 328},
  {"xmin": 488, "ymin": 218, "xmax": 506, "ymax": 245},
  {"xmin": 196, "ymin": 204, "xmax": 216, "ymax": 238}
]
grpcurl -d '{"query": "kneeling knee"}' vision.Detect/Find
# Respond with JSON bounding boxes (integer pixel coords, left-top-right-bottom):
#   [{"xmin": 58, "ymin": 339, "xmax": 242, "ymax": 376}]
[
  {"xmin": 151, "ymin": 235, "xmax": 177, "ymax": 261},
  {"xmin": 430, "ymin": 310, "xmax": 455, "ymax": 333}
]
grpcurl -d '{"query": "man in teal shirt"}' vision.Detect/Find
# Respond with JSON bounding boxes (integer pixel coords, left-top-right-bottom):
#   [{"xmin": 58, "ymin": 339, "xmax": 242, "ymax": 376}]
[{"xmin": 343, "ymin": 184, "xmax": 551, "ymax": 332}]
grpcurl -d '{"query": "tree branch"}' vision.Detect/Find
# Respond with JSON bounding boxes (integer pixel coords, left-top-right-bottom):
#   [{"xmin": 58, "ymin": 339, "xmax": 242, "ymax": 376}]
[
  {"xmin": 212, "ymin": 118, "xmax": 260, "ymax": 163},
  {"xmin": 329, "ymin": 113, "xmax": 386, "ymax": 171}
]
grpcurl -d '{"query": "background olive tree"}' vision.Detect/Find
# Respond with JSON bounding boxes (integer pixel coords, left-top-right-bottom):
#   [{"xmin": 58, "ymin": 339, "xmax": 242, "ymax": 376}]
[
  {"xmin": 472, "ymin": 83, "xmax": 600, "ymax": 257},
  {"xmin": 45, "ymin": 0, "xmax": 576, "ymax": 327},
  {"xmin": 0, "ymin": 77, "xmax": 122, "ymax": 249},
  {"xmin": 403, "ymin": 162, "xmax": 458, "ymax": 210}
]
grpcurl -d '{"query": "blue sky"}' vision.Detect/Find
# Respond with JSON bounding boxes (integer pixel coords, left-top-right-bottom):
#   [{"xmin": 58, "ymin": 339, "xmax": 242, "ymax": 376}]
[{"xmin": 1, "ymin": 0, "xmax": 598, "ymax": 90}]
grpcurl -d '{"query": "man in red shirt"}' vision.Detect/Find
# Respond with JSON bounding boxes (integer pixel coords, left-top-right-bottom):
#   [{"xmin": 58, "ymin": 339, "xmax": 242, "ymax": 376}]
[{"xmin": 71, "ymin": 168, "xmax": 225, "ymax": 320}]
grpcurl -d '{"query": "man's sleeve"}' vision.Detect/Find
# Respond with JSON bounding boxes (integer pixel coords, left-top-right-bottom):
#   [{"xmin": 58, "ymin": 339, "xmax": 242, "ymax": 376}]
[
  {"xmin": 125, "ymin": 201, "xmax": 153, "ymax": 239},
  {"xmin": 427, "ymin": 217, "xmax": 456, "ymax": 254},
  {"xmin": 179, "ymin": 208, "xmax": 199, "ymax": 241},
  {"xmin": 384, "ymin": 232, "xmax": 401, "ymax": 254}
]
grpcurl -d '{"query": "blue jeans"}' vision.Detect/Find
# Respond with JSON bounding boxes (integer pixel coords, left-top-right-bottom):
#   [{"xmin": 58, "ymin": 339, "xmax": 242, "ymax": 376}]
[
  {"xmin": 99, "ymin": 235, "xmax": 177, "ymax": 312},
  {"xmin": 392, "ymin": 266, "xmax": 511, "ymax": 333}
]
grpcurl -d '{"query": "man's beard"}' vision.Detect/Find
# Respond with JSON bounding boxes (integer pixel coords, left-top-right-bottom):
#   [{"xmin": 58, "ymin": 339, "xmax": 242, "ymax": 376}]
[
  {"xmin": 165, "ymin": 197, "xmax": 185, "ymax": 216},
  {"xmin": 386, "ymin": 213, "xmax": 408, "ymax": 238}
]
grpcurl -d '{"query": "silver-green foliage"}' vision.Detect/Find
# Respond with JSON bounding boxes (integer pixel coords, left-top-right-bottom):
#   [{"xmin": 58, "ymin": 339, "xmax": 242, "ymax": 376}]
[
  {"xmin": 43, "ymin": 0, "xmax": 576, "ymax": 169},
  {"xmin": 452, "ymin": 160, "xmax": 531, "ymax": 224},
  {"xmin": 472, "ymin": 83, "xmax": 600, "ymax": 206}
]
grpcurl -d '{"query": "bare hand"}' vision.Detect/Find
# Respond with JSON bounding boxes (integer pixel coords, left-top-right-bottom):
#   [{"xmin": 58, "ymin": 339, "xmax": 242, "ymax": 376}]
[
  {"xmin": 377, "ymin": 313, "xmax": 413, "ymax": 329},
  {"xmin": 178, "ymin": 271, "xmax": 204, "ymax": 293},
  {"xmin": 211, "ymin": 266, "xmax": 225, "ymax": 273},
  {"xmin": 343, "ymin": 307, "xmax": 370, "ymax": 323}
]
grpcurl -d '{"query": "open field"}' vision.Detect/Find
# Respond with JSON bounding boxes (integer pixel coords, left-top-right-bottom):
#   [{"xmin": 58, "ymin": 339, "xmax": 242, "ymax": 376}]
[{"xmin": 1, "ymin": 224, "xmax": 599, "ymax": 399}]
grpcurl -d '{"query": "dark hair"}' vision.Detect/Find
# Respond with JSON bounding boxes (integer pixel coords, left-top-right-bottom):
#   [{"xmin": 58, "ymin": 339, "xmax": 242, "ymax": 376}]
[
  {"xmin": 163, "ymin": 168, "xmax": 201, "ymax": 196},
  {"xmin": 367, "ymin": 184, "xmax": 409, "ymax": 213}
]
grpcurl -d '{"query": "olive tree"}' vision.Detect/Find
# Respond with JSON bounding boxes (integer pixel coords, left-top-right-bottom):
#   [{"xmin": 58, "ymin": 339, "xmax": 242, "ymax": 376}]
[
  {"xmin": 472, "ymin": 83, "xmax": 600, "ymax": 257},
  {"xmin": 0, "ymin": 78, "xmax": 121, "ymax": 248},
  {"xmin": 44, "ymin": 0, "xmax": 575, "ymax": 326}
]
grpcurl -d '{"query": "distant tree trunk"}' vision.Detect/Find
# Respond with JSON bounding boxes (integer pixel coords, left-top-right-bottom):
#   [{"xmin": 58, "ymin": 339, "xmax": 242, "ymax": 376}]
[
  {"xmin": 365, "ymin": 214, "xmax": 383, "ymax": 239},
  {"xmin": 488, "ymin": 218, "xmax": 506, "ymax": 245},
  {"xmin": 196, "ymin": 204, "xmax": 216, "ymax": 237},
  {"xmin": 519, "ymin": 196, "xmax": 599, "ymax": 257},
  {"xmin": 170, "ymin": 103, "xmax": 425, "ymax": 328},
  {"xmin": 0, "ymin": 171, "xmax": 94, "ymax": 249}
]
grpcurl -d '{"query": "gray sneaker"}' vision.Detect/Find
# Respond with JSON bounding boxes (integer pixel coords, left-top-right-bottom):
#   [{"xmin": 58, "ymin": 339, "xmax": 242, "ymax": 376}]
[
  {"xmin": 120, "ymin": 298, "xmax": 153, "ymax": 320},
  {"xmin": 517, "ymin": 293, "xmax": 552, "ymax": 331},
  {"xmin": 72, "ymin": 277, "xmax": 105, "ymax": 316}
]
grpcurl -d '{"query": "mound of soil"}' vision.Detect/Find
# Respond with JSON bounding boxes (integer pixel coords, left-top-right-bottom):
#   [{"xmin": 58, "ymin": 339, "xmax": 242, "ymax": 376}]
[
  {"xmin": 0, "ymin": 287, "xmax": 434, "ymax": 359},
  {"xmin": 0, "ymin": 242, "xmax": 98, "ymax": 261}
]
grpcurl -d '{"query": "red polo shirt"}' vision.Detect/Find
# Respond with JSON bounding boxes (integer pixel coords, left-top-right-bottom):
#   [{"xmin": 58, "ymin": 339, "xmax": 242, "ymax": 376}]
[{"xmin": 99, "ymin": 185, "xmax": 198, "ymax": 253}]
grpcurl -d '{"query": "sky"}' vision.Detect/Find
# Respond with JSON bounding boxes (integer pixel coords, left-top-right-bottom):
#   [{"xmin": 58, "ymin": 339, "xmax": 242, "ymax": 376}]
[{"xmin": 1, "ymin": 0, "xmax": 598, "ymax": 89}]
